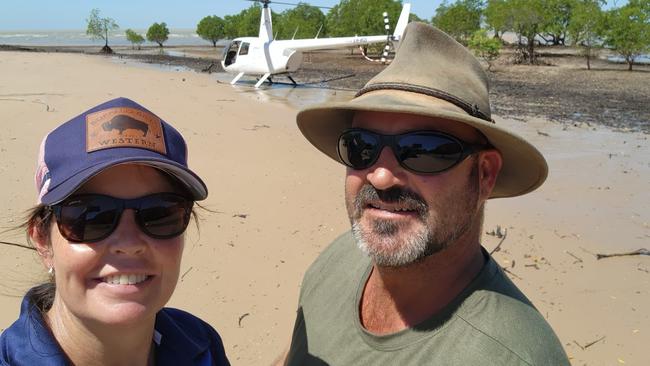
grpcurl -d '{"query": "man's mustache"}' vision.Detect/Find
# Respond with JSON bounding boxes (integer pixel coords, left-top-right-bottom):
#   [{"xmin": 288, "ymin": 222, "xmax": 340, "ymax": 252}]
[{"xmin": 353, "ymin": 184, "xmax": 428, "ymax": 217}]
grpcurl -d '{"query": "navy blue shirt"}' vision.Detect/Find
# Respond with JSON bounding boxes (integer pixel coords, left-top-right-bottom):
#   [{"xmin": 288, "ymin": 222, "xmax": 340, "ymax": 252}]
[{"xmin": 0, "ymin": 291, "xmax": 230, "ymax": 366}]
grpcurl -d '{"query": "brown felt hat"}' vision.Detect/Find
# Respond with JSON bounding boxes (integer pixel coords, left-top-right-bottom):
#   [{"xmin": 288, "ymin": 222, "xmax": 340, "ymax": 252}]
[{"xmin": 297, "ymin": 22, "xmax": 548, "ymax": 198}]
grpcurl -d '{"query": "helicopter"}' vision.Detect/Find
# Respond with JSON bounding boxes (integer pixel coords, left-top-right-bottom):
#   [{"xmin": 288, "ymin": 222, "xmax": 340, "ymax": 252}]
[{"xmin": 222, "ymin": 0, "xmax": 411, "ymax": 88}]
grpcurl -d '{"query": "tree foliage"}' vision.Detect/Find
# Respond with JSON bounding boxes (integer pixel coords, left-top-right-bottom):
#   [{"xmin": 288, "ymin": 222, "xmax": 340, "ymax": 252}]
[
  {"xmin": 601, "ymin": 0, "xmax": 650, "ymax": 70},
  {"xmin": 223, "ymin": 5, "xmax": 270, "ymax": 39},
  {"xmin": 86, "ymin": 8, "xmax": 119, "ymax": 52},
  {"xmin": 147, "ymin": 22, "xmax": 170, "ymax": 47},
  {"xmin": 485, "ymin": 0, "xmax": 513, "ymax": 40},
  {"xmin": 274, "ymin": 3, "xmax": 326, "ymax": 40},
  {"xmin": 326, "ymin": 0, "xmax": 403, "ymax": 37},
  {"xmin": 508, "ymin": 0, "xmax": 552, "ymax": 64},
  {"xmin": 468, "ymin": 29, "xmax": 502, "ymax": 70},
  {"xmin": 539, "ymin": 0, "xmax": 577, "ymax": 46},
  {"xmin": 197, "ymin": 15, "xmax": 225, "ymax": 47},
  {"xmin": 432, "ymin": 0, "xmax": 482, "ymax": 45},
  {"xmin": 567, "ymin": 0, "xmax": 604, "ymax": 70},
  {"xmin": 125, "ymin": 29, "xmax": 145, "ymax": 50}
]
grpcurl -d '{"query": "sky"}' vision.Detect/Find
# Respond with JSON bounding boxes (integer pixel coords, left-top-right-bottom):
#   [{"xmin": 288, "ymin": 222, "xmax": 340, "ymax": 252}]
[{"xmin": 0, "ymin": 0, "xmax": 627, "ymax": 31}]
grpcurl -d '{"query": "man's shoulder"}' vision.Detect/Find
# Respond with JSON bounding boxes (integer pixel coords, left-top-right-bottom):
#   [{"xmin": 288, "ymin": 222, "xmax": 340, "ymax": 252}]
[
  {"xmin": 304, "ymin": 231, "xmax": 361, "ymax": 279},
  {"xmin": 299, "ymin": 231, "xmax": 366, "ymax": 300},
  {"xmin": 455, "ymin": 264, "xmax": 569, "ymax": 365}
]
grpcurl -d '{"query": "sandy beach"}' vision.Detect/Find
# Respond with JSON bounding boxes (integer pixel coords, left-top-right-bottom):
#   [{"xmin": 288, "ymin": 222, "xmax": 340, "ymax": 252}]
[{"xmin": 0, "ymin": 50, "xmax": 648, "ymax": 365}]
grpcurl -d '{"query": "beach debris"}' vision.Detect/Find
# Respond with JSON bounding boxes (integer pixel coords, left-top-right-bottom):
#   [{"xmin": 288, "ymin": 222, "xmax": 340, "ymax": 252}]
[
  {"xmin": 215, "ymin": 99, "xmax": 235, "ymax": 102},
  {"xmin": 565, "ymin": 251, "xmax": 583, "ymax": 264},
  {"xmin": 536, "ymin": 130, "xmax": 550, "ymax": 137},
  {"xmin": 238, "ymin": 313, "xmax": 250, "ymax": 328},
  {"xmin": 201, "ymin": 62, "xmax": 215, "ymax": 73},
  {"xmin": 524, "ymin": 263, "xmax": 540, "ymax": 270},
  {"xmin": 573, "ymin": 335, "xmax": 606, "ymax": 351},
  {"xmin": 243, "ymin": 124, "xmax": 270, "ymax": 131},
  {"xmin": 486, "ymin": 225, "xmax": 506, "ymax": 238},
  {"xmin": 232, "ymin": 213, "xmax": 248, "ymax": 219},
  {"xmin": 502, "ymin": 267, "xmax": 522, "ymax": 280},
  {"xmin": 487, "ymin": 225, "xmax": 508, "ymax": 255},
  {"xmin": 180, "ymin": 266, "xmax": 193, "ymax": 281},
  {"xmin": 596, "ymin": 248, "xmax": 649, "ymax": 260},
  {"xmin": 0, "ymin": 240, "xmax": 35, "ymax": 251}
]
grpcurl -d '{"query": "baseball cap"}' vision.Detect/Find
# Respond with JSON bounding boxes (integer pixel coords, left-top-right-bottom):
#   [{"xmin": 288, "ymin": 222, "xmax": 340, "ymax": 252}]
[{"xmin": 35, "ymin": 97, "xmax": 208, "ymax": 204}]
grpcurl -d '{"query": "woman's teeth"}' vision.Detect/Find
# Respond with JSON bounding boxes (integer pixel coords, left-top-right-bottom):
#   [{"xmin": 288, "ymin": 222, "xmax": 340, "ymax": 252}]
[{"xmin": 103, "ymin": 274, "xmax": 148, "ymax": 285}]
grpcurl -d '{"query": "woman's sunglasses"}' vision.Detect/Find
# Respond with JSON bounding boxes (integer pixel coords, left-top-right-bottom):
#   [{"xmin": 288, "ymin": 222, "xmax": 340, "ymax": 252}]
[
  {"xmin": 337, "ymin": 129, "xmax": 487, "ymax": 174},
  {"xmin": 51, "ymin": 193, "xmax": 193, "ymax": 243}
]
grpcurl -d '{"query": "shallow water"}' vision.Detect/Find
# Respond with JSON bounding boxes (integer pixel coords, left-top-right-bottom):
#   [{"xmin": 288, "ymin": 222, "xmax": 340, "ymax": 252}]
[{"xmin": 212, "ymin": 72, "xmax": 355, "ymax": 110}]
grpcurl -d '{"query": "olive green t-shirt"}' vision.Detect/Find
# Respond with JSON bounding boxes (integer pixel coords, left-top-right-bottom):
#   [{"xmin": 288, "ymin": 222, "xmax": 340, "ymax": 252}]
[{"xmin": 286, "ymin": 231, "xmax": 570, "ymax": 366}]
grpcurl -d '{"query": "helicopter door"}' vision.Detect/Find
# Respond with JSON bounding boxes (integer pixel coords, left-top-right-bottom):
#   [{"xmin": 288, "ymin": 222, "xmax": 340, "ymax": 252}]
[{"xmin": 223, "ymin": 41, "xmax": 241, "ymax": 66}]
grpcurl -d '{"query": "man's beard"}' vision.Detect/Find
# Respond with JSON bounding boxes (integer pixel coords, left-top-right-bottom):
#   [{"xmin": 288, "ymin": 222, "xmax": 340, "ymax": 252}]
[{"xmin": 347, "ymin": 161, "xmax": 481, "ymax": 267}]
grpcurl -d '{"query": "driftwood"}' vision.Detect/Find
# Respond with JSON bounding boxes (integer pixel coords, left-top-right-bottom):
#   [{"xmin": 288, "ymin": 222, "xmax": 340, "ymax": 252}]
[
  {"xmin": 201, "ymin": 62, "xmax": 215, "ymax": 73},
  {"xmin": 596, "ymin": 248, "xmax": 649, "ymax": 260},
  {"xmin": 0, "ymin": 240, "xmax": 35, "ymax": 251},
  {"xmin": 488, "ymin": 226, "xmax": 508, "ymax": 255}
]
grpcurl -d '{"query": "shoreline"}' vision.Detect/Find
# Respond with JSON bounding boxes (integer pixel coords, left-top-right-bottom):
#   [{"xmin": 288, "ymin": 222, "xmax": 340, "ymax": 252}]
[{"xmin": 2, "ymin": 43, "xmax": 648, "ymax": 134}]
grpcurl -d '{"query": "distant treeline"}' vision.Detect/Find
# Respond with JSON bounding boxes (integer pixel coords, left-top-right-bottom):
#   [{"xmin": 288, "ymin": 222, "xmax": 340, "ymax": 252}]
[
  {"xmin": 431, "ymin": 0, "xmax": 650, "ymax": 70},
  {"xmin": 87, "ymin": 0, "xmax": 650, "ymax": 70}
]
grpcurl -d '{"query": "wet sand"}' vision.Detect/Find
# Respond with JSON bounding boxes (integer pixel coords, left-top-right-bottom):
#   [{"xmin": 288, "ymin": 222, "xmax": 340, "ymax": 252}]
[{"xmin": 0, "ymin": 50, "xmax": 648, "ymax": 365}]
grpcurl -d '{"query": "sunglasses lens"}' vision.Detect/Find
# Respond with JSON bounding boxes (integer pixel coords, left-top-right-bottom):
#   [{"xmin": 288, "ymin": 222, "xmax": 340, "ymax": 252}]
[
  {"xmin": 137, "ymin": 194, "xmax": 193, "ymax": 239},
  {"xmin": 397, "ymin": 133, "xmax": 465, "ymax": 173},
  {"xmin": 338, "ymin": 130, "xmax": 380, "ymax": 169},
  {"xmin": 57, "ymin": 196, "xmax": 119, "ymax": 242}
]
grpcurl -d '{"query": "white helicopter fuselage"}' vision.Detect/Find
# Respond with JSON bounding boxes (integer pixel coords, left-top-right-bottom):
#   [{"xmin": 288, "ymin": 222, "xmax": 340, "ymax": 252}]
[
  {"xmin": 221, "ymin": 2, "xmax": 411, "ymax": 87},
  {"xmin": 222, "ymin": 35, "xmax": 392, "ymax": 75}
]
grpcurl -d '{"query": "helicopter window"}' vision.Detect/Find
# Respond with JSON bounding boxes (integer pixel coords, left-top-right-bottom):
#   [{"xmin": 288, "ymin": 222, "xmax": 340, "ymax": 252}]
[
  {"xmin": 223, "ymin": 41, "xmax": 241, "ymax": 66},
  {"xmin": 239, "ymin": 42, "xmax": 250, "ymax": 56}
]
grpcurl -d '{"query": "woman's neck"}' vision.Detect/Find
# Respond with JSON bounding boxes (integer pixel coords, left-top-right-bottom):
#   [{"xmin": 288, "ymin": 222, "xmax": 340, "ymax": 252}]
[{"xmin": 45, "ymin": 298, "xmax": 156, "ymax": 366}]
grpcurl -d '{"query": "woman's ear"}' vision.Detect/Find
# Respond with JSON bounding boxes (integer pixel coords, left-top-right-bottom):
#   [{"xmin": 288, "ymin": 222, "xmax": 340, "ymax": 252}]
[{"xmin": 29, "ymin": 224, "xmax": 53, "ymax": 269}]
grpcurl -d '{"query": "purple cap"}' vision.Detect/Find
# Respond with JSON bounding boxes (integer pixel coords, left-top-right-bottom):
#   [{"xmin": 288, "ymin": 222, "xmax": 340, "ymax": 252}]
[{"xmin": 35, "ymin": 97, "xmax": 208, "ymax": 205}]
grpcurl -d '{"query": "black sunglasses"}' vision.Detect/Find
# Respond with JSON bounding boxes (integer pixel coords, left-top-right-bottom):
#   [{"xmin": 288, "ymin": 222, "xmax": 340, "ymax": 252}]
[
  {"xmin": 337, "ymin": 129, "xmax": 487, "ymax": 174},
  {"xmin": 51, "ymin": 193, "xmax": 193, "ymax": 243}
]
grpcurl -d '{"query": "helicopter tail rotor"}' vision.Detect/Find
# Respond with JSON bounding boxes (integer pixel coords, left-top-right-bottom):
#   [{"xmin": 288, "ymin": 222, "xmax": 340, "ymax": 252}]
[{"xmin": 359, "ymin": 11, "xmax": 396, "ymax": 65}]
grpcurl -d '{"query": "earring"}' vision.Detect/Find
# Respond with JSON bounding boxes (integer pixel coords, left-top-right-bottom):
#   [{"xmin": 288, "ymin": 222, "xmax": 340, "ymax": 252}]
[{"xmin": 48, "ymin": 266, "xmax": 55, "ymax": 276}]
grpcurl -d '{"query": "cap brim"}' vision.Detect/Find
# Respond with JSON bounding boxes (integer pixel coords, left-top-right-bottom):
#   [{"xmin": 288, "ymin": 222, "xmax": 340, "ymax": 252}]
[
  {"xmin": 40, "ymin": 157, "xmax": 208, "ymax": 205},
  {"xmin": 297, "ymin": 90, "xmax": 548, "ymax": 198}
]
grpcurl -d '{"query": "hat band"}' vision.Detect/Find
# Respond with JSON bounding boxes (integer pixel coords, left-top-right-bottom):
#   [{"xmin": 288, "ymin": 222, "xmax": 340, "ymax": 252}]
[{"xmin": 356, "ymin": 82, "xmax": 494, "ymax": 123}]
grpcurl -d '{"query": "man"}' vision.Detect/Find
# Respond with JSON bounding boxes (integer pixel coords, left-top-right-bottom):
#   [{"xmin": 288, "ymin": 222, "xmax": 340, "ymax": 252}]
[{"xmin": 281, "ymin": 23, "xmax": 570, "ymax": 365}]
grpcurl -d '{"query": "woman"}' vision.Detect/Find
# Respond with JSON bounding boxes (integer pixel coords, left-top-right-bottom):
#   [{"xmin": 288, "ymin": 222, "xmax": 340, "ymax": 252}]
[{"xmin": 0, "ymin": 98, "xmax": 229, "ymax": 365}]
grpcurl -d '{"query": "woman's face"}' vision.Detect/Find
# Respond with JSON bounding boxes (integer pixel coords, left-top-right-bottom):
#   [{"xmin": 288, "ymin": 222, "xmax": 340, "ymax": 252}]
[{"xmin": 41, "ymin": 164, "xmax": 185, "ymax": 326}]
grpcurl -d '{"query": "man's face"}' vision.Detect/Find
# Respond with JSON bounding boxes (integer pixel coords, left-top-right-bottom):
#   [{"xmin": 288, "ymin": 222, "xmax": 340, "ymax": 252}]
[{"xmin": 345, "ymin": 111, "xmax": 489, "ymax": 267}]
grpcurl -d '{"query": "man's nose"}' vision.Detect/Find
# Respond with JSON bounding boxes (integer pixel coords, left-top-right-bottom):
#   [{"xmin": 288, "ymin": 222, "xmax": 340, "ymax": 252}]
[
  {"xmin": 365, "ymin": 147, "xmax": 407, "ymax": 191},
  {"xmin": 107, "ymin": 210, "xmax": 147, "ymax": 255}
]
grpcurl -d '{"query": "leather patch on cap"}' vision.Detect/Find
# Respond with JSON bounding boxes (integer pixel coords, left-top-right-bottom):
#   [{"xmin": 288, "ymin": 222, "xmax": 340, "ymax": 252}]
[{"xmin": 86, "ymin": 107, "xmax": 167, "ymax": 154}]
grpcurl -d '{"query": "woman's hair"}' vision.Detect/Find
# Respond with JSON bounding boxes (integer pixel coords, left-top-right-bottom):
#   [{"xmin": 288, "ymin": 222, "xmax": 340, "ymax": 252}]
[
  {"xmin": 20, "ymin": 170, "xmax": 201, "ymax": 315},
  {"xmin": 21, "ymin": 204, "xmax": 56, "ymax": 313}
]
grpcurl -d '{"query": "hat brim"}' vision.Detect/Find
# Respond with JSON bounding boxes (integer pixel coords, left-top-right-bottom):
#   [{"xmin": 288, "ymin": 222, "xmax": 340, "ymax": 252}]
[
  {"xmin": 40, "ymin": 157, "xmax": 208, "ymax": 205},
  {"xmin": 297, "ymin": 90, "xmax": 548, "ymax": 199}
]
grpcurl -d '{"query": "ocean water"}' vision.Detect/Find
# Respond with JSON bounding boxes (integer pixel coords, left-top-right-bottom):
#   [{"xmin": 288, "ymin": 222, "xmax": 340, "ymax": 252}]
[
  {"xmin": 606, "ymin": 54, "xmax": 650, "ymax": 64},
  {"xmin": 0, "ymin": 29, "xmax": 225, "ymax": 47}
]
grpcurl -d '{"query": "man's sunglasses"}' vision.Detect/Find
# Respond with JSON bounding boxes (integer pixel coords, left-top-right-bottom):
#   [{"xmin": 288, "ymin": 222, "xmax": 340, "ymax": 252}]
[
  {"xmin": 51, "ymin": 193, "xmax": 193, "ymax": 243},
  {"xmin": 337, "ymin": 129, "xmax": 487, "ymax": 174}
]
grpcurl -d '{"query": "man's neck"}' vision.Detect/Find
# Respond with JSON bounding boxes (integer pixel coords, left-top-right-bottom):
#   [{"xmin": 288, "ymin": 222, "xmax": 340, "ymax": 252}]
[{"xmin": 360, "ymin": 236, "xmax": 486, "ymax": 335}]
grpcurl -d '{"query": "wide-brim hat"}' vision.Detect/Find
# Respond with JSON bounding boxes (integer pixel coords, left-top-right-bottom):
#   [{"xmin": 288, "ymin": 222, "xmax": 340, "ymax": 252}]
[{"xmin": 297, "ymin": 22, "xmax": 547, "ymax": 198}]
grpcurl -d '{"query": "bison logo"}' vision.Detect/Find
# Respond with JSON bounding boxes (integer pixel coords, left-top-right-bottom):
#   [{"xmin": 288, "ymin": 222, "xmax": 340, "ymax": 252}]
[{"xmin": 101, "ymin": 115, "xmax": 149, "ymax": 137}]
